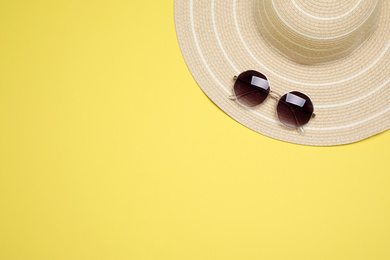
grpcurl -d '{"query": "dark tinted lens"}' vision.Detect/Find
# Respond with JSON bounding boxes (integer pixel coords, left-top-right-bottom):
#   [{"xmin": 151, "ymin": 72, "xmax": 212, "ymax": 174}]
[
  {"xmin": 233, "ymin": 70, "xmax": 270, "ymax": 107},
  {"xmin": 277, "ymin": 91, "xmax": 313, "ymax": 128}
]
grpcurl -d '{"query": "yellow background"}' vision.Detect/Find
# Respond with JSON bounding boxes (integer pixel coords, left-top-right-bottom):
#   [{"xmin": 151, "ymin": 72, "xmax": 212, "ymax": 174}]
[{"xmin": 1, "ymin": 1, "xmax": 390, "ymax": 259}]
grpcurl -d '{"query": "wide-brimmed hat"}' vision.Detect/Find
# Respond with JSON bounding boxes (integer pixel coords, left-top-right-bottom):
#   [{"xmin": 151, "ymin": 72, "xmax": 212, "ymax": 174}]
[{"xmin": 175, "ymin": 0, "xmax": 390, "ymax": 146}]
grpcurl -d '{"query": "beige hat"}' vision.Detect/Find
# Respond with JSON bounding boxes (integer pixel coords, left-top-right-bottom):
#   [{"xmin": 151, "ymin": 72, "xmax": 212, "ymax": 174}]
[{"xmin": 175, "ymin": 0, "xmax": 390, "ymax": 146}]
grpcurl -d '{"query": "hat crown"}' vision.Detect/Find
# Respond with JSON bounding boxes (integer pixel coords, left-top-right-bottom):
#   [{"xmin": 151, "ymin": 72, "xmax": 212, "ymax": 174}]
[{"xmin": 254, "ymin": 0, "xmax": 381, "ymax": 64}]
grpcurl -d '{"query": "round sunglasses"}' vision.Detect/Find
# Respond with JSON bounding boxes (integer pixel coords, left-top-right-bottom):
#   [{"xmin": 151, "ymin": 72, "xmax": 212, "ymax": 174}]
[{"xmin": 230, "ymin": 70, "xmax": 315, "ymax": 130}]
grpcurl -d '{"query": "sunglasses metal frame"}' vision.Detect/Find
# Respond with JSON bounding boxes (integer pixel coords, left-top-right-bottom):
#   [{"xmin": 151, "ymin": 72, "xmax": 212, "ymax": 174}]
[{"xmin": 230, "ymin": 71, "xmax": 316, "ymax": 132}]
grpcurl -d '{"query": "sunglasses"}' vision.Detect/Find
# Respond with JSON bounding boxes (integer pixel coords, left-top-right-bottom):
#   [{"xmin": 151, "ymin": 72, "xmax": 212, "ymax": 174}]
[{"xmin": 230, "ymin": 70, "xmax": 315, "ymax": 130}]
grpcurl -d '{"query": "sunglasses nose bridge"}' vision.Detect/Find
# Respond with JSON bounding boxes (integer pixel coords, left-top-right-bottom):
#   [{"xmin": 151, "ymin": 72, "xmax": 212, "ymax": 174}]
[{"xmin": 269, "ymin": 90, "xmax": 281, "ymax": 100}]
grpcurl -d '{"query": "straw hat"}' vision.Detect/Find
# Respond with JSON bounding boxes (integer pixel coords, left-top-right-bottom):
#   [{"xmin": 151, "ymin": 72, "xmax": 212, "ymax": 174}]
[{"xmin": 175, "ymin": 0, "xmax": 390, "ymax": 146}]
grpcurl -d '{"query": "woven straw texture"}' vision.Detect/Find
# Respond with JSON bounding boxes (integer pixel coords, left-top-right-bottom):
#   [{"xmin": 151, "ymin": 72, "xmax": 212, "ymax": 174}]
[{"xmin": 175, "ymin": 0, "xmax": 390, "ymax": 146}]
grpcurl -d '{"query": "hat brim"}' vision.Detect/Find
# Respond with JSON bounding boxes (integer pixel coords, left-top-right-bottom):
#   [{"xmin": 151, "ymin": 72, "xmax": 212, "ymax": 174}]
[{"xmin": 175, "ymin": 0, "xmax": 390, "ymax": 146}]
